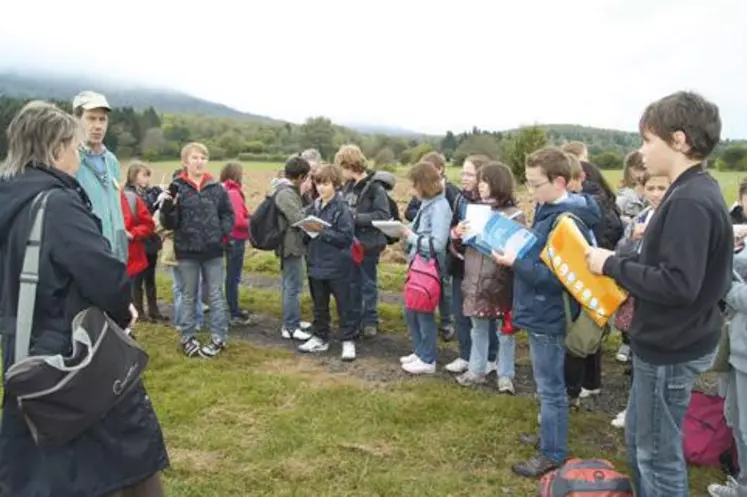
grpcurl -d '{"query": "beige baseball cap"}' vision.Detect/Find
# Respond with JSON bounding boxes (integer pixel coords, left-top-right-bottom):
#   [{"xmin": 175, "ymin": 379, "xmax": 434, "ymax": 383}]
[{"xmin": 72, "ymin": 91, "xmax": 111, "ymax": 111}]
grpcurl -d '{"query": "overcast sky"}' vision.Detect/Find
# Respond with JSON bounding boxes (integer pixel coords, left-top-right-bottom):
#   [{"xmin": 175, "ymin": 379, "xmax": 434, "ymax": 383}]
[{"xmin": 1, "ymin": 0, "xmax": 746, "ymax": 137}]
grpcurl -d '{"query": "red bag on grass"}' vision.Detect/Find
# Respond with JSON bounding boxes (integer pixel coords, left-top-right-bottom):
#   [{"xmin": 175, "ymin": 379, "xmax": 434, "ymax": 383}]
[{"xmin": 539, "ymin": 458, "xmax": 633, "ymax": 497}]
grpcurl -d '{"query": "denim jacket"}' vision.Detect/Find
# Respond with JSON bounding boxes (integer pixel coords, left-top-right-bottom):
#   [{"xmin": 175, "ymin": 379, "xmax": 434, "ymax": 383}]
[{"xmin": 405, "ymin": 193, "xmax": 452, "ymax": 271}]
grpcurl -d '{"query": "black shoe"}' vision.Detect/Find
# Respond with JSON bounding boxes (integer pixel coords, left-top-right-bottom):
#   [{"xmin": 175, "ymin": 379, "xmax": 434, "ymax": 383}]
[
  {"xmin": 149, "ymin": 313, "xmax": 169, "ymax": 323},
  {"xmin": 511, "ymin": 455, "xmax": 559, "ymax": 478},
  {"xmin": 181, "ymin": 337, "xmax": 202, "ymax": 358},
  {"xmin": 440, "ymin": 324, "xmax": 455, "ymax": 342},
  {"xmin": 519, "ymin": 433, "xmax": 540, "ymax": 450}
]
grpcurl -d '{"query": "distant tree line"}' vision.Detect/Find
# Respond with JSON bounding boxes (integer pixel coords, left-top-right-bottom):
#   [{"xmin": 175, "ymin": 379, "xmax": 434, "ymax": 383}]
[{"xmin": 1, "ymin": 96, "xmax": 744, "ymax": 176}]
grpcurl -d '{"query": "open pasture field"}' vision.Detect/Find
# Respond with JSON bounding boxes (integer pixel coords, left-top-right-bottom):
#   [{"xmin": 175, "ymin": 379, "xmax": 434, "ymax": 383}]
[{"xmin": 138, "ymin": 159, "xmax": 730, "ymax": 495}]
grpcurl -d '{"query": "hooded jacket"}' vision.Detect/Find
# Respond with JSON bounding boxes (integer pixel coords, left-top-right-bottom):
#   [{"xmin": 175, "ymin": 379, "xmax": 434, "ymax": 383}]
[
  {"xmin": 160, "ymin": 172, "xmax": 234, "ymax": 261},
  {"xmin": 0, "ymin": 165, "xmax": 168, "ymax": 496},
  {"xmin": 512, "ymin": 193, "xmax": 602, "ymax": 334},
  {"xmin": 342, "ymin": 171, "xmax": 392, "ymax": 250}
]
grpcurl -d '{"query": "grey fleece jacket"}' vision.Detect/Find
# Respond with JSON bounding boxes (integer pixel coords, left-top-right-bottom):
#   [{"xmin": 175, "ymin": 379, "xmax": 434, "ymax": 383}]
[
  {"xmin": 726, "ymin": 249, "xmax": 747, "ymax": 373},
  {"xmin": 271, "ymin": 178, "xmax": 306, "ymax": 258}
]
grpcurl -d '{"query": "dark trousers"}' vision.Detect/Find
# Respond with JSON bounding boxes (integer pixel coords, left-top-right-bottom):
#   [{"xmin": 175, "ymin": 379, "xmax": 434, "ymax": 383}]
[
  {"xmin": 133, "ymin": 252, "xmax": 159, "ymax": 317},
  {"xmin": 310, "ymin": 277, "xmax": 358, "ymax": 342},
  {"xmin": 565, "ymin": 349, "xmax": 602, "ymax": 399}
]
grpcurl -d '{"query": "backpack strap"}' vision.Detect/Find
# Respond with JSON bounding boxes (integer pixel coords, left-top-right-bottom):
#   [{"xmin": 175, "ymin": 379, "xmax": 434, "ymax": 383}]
[{"xmin": 15, "ymin": 190, "xmax": 54, "ymax": 363}]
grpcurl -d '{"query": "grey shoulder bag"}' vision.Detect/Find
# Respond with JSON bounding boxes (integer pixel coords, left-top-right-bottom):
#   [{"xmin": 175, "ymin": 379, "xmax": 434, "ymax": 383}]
[{"xmin": 4, "ymin": 190, "xmax": 150, "ymax": 447}]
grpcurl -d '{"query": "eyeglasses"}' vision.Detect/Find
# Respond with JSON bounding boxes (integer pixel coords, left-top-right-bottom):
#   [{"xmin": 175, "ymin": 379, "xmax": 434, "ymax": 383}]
[{"xmin": 525, "ymin": 181, "xmax": 549, "ymax": 191}]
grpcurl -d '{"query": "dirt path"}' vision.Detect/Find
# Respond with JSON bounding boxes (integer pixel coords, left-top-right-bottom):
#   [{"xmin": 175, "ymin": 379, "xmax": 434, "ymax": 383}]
[{"xmin": 158, "ymin": 296, "xmax": 632, "ymax": 417}]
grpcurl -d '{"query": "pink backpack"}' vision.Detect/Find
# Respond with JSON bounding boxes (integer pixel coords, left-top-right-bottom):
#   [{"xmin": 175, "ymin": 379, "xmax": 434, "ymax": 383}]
[
  {"xmin": 404, "ymin": 237, "xmax": 442, "ymax": 313},
  {"xmin": 684, "ymin": 392, "xmax": 739, "ymax": 474}
]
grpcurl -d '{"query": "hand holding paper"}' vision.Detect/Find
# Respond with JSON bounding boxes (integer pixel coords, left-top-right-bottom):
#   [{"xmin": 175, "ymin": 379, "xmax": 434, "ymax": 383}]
[{"xmin": 293, "ymin": 216, "xmax": 331, "ymax": 238}]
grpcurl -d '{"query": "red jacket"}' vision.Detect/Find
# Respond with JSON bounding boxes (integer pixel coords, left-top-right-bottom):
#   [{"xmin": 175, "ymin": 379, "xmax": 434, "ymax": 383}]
[
  {"xmin": 223, "ymin": 180, "xmax": 250, "ymax": 240},
  {"xmin": 121, "ymin": 191, "xmax": 155, "ymax": 278}
]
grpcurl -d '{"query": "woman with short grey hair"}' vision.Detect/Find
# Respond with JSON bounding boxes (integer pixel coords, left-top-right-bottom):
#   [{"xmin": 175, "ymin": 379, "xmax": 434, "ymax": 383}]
[{"xmin": 0, "ymin": 101, "xmax": 168, "ymax": 497}]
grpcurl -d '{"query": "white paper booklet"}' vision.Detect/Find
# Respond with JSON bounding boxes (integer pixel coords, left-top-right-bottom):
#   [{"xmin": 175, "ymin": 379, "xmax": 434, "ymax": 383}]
[
  {"xmin": 293, "ymin": 216, "xmax": 331, "ymax": 239},
  {"xmin": 462, "ymin": 204, "xmax": 493, "ymax": 241},
  {"xmin": 372, "ymin": 220, "xmax": 405, "ymax": 239}
]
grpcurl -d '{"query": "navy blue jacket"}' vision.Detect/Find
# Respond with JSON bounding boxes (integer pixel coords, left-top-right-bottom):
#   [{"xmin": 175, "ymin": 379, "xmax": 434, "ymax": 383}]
[
  {"xmin": 306, "ymin": 194, "xmax": 356, "ymax": 280},
  {"xmin": 512, "ymin": 193, "xmax": 602, "ymax": 335}
]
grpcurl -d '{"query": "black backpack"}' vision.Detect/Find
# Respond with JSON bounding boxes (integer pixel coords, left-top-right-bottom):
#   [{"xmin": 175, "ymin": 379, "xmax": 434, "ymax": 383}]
[
  {"xmin": 249, "ymin": 189, "xmax": 286, "ymax": 250},
  {"xmin": 358, "ymin": 176, "xmax": 400, "ymax": 245}
]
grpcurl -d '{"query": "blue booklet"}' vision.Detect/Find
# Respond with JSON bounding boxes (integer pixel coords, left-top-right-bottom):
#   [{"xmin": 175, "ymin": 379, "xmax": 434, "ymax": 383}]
[{"xmin": 465, "ymin": 211, "xmax": 537, "ymax": 260}]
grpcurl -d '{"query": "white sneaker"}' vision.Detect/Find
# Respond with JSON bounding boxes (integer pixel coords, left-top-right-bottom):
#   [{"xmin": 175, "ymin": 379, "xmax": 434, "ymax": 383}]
[
  {"xmin": 455, "ymin": 370, "xmax": 486, "ymax": 386},
  {"xmin": 611, "ymin": 410, "xmax": 626, "ymax": 429},
  {"xmin": 400, "ymin": 353, "xmax": 418, "ymax": 364},
  {"xmin": 616, "ymin": 344, "xmax": 631, "ymax": 363},
  {"xmin": 579, "ymin": 388, "xmax": 601, "ymax": 398},
  {"xmin": 708, "ymin": 476, "xmax": 741, "ymax": 497},
  {"xmin": 401, "ymin": 357, "xmax": 436, "ymax": 375},
  {"xmin": 445, "ymin": 358, "xmax": 469, "ymax": 373},
  {"xmin": 300, "ymin": 321, "xmax": 312, "ymax": 331},
  {"xmin": 298, "ymin": 336, "xmax": 329, "ymax": 353},
  {"xmin": 341, "ymin": 341, "xmax": 356, "ymax": 362},
  {"xmin": 485, "ymin": 361, "xmax": 498, "ymax": 375},
  {"xmin": 498, "ymin": 376, "xmax": 515, "ymax": 395},
  {"xmin": 282, "ymin": 327, "xmax": 312, "ymax": 341}
]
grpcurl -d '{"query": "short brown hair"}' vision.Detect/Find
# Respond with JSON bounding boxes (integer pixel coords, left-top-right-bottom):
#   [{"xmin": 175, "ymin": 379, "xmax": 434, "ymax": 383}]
[
  {"xmin": 220, "ymin": 162, "xmax": 243, "ymax": 183},
  {"xmin": 125, "ymin": 160, "xmax": 151, "ymax": 187},
  {"xmin": 408, "ymin": 161, "xmax": 444, "ymax": 199},
  {"xmin": 567, "ymin": 153, "xmax": 584, "ymax": 180},
  {"xmin": 621, "ymin": 150, "xmax": 646, "ymax": 188},
  {"xmin": 561, "ymin": 141, "xmax": 587, "ymax": 160},
  {"xmin": 479, "ymin": 162, "xmax": 516, "ymax": 207},
  {"xmin": 181, "ymin": 142, "xmax": 209, "ymax": 162},
  {"xmin": 421, "ymin": 151, "xmax": 446, "ymax": 172},
  {"xmin": 314, "ymin": 164, "xmax": 344, "ymax": 187},
  {"xmin": 334, "ymin": 144, "xmax": 367, "ymax": 174},
  {"xmin": 639, "ymin": 91, "xmax": 721, "ymax": 160},
  {"xmin": 526, "ymin": 147, "xmax": 572, "ymax": 183},
  {"xmin": 464, "ymin": 154, "xmax": 490, "ymax": 172}
]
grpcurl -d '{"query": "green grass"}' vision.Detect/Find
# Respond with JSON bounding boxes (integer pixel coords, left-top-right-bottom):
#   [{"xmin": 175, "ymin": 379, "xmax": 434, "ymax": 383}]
[{"xmin": 140, "ymin": 312, "xmax": 719, "ymax": 496}]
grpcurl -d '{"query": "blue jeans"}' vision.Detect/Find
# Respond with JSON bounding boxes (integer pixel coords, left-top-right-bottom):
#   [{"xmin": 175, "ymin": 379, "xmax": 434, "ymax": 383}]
[
  {"xmin": 723, "ymin": 369, "xmax": 747, "ymax": 490},
  {"xmin": 282, "ymin": 255, "xmax": 303, "ymax": 330},
  {"xmin": 468, "ymin": 318, "xmax": 515, "ymax": 377},
  {"xmin": 178, "ymin": 257, "xmax": 228, "ymax": 343},
  {"xmin": 452, "ymin": 277, "xmax": 497, "ymax": 362},
  {"xmin": 439, "ymin": 272, "xmax": 454, "ymax": 328},
  {"xmin": 224, "ymin": 240, "xmax": 245, "ymax": 317},
  {"xmin": 404, "ymin": 310, "xmax": 437, "ymax": 364},
  {"xmin": 358, "ymin": 249, "xmax": 381, "ymax": 328},
  {"xmin": 171, "ymin": 266, "xmax": 204, "ymax": 330},
  {"xmin": 626, "ymin": 350, "xmax": 716, "ymax": 497},
  {"xmin": 528, "ymin": 331, "xmax": 568, "ymax": 463}
]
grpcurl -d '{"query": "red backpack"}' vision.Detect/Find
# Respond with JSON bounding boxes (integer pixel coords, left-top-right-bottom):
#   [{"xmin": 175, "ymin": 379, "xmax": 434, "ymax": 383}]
[
  {"xmin": 404, "ymin": 237, "xmax": 441, "ymax": 313},
  {"xmin": 684, "ymin": 391, "xmax": 740, "ymax": 474},
  {"xmin": 539, "ymin": 458, "xmax": 633, "ymax": 497}
]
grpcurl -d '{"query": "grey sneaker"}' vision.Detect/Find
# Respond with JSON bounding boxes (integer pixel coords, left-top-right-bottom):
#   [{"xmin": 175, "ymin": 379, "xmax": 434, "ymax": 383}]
[
  {"xmin": 498, "ymin": 376, "xmax": 515, "ymax": 395},
  {"xmin": 456, "ymin": 370, "xmax": 486, "ymax": 387},
  {"xmin": 362, "ymin": 325, "xmax": 378, "ymax": 338}
]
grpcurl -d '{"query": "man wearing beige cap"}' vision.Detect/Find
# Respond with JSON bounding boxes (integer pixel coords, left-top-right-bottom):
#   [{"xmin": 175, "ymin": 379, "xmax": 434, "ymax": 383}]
[{"xmin": 73, "ymin": 91, "xmax": 128, "ymax": 263}]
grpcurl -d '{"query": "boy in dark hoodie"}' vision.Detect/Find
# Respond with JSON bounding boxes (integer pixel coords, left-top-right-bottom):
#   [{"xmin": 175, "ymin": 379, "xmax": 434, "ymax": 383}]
[
  {"xmin": 492, "ymin": 147, "xmax": 601, "ymax": 478},
  {"xmin": 587, "ymin": 91, "xmax": 731, "ymax": 497}
]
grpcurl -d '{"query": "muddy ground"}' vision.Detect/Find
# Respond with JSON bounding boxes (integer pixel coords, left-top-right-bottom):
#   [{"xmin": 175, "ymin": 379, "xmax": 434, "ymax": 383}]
[{"xmin": 157, "ymin": 270, "xmax": 660, "ymax": 418}]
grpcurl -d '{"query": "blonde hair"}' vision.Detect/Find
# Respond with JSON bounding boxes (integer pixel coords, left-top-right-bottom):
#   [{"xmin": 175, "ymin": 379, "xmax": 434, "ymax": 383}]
[
  {"xmin": 181, "ymin": 142, "xmax": 209, "ymax": 163},
  {"xmin": 567, "ymin": 153, "xmax": 584, "ymax": 180},
  {"xmin": 1, "ymin": 101, "xmax": 82, "ymax": 179},
  {"xmin": 334, "ymin": 144, "xmax": 367, "ymax": 174},
  {"xmin": 126, "ymin": 160, "xmax": 151, "ymax": 187},
  {"xmin": 561, "ymin": 141, "xmax": 588, "ymax": 160}
]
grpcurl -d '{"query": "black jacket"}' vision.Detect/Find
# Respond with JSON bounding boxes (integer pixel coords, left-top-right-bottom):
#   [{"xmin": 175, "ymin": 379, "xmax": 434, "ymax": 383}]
[
  {"xmin": 604, "ymin": 166, "xmax": 733, "ymax": 365},
  {"xmin": 0, "ymin": 166, "xmax": 168, "ymax": 496},
  {"xmin": 305, "ymin": 194, "xmax": 356, "ymax": 280},
  {"xmin": 342, "ymin": 172, "xmax": 391, "ymax": 250},
  {"xmin": 160, "ymin": 173, "xmax": 234, "ymax": 261}
]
